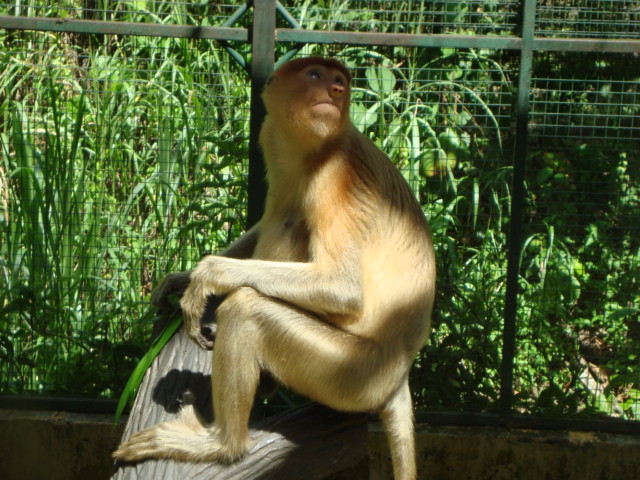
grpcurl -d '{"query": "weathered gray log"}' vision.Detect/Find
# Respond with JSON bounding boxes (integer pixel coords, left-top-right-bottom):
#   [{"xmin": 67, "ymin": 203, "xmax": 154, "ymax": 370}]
[{"xmin": 111, "ymin": 325, "xmax": 367, "ymax": 480}]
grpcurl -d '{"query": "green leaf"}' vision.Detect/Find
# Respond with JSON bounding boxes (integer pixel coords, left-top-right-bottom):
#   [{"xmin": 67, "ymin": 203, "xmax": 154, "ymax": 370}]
[
  {"xmin": 114, "ymin": 312, "xmax": 182, "ymax": 424},
  {"xmin": 365, "ymin": 65, "xmax": 396, "ymax": 93},
  {"xmin": 608, "ymin": 307, "xmax": 640, "ymax": 321}
]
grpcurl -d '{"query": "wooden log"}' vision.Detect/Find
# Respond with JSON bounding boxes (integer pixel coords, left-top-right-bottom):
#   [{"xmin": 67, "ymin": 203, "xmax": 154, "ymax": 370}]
[{"xmin": 112, "ymin": 326, "xmax": 368, "ymax": 480}]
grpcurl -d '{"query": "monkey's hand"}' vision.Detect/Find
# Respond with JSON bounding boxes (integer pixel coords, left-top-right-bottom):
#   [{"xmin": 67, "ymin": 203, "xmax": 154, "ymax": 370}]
[
  {"xmin": 179, "ymin": 257, "xmax": 232, "ymax": 349},
  {"xmin": 180, "ymin": 285, "xmax": 210, "ymax": 350},
  {"xmin": 150, "ymin": 272, "xmax": 191, "ymax": 311}
]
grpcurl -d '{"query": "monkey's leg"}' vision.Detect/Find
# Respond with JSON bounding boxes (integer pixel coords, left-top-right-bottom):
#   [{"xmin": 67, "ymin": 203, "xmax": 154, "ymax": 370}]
[
  {"xmin": 113, "ymin": 289, "xmax": 262, "ymax": 465},
  {"xmin": 206, "ymin": 288, "xmax": 262, "ymax": 461},
  {"xmin": 216, "ymin": 288, "xmax": 418, "ymax": 479},
  {"xmin": 214, "ymin": 287, "xmax": 396, "ymax": 421},
  {"xmin": 115, "ymin": 286, "xmax": 405, "ymax": 465},
  {"xmin": 380, "ymin": 379, "xmax": 417, "ymax": 480}
]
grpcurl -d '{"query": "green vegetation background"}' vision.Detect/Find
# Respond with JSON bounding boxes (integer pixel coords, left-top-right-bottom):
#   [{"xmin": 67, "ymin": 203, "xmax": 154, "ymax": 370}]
[{"xmin": 1, "ymin": 1, "xmax": 638, "ymax": 420}]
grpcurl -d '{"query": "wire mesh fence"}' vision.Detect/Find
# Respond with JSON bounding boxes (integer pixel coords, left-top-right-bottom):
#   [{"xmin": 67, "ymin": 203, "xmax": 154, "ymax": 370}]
[
  {"xmin": 281, "ymin": 0, "xmax": 522, "ymax": 35},
  {"xmin": 0, "ymin": 28, "xmax": 251, "ymax": 396},
  {"xmin": 0, "ymin": 1, "xmax": 639, "ymax": 426},
  {"xmin": 536, "ymin": 0, "xmax": 640, "ymax": 39},
  {"xmin": 517, "ymin": 51, "xmax": 640, "ymax": 418},
  {"xmin": 2, "ymin": 0, "xmax": 243, "ymax": 25}
]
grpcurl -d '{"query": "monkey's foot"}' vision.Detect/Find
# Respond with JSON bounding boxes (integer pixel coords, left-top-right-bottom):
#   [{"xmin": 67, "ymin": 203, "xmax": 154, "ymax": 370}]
[
  {"xmin": 113, "ymin": 428, "xmax": 159, "ymax": 462},
  {"xmin": 113, "ymin": 419, "xmax": 251, "ymax": 464},
  {"xmin": 113, "ymin": 419, "xmax": 213, "ymax": 463}
]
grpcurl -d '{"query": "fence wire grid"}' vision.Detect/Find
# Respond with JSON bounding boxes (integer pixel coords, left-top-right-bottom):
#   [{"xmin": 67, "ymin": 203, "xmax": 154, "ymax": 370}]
[{"xmin": 0, "ymin": 1, "xmax": 639, "ymax": 430}]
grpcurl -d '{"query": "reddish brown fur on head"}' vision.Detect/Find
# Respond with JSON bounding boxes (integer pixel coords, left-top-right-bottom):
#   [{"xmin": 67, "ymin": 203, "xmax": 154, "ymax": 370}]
[
  {"xmin": 262, "ymin": 57, "xmax": 352, "ymax": 144},
  {"xmin": 266, "ymin": 57, "xmax": 352, "ymax": 86}
]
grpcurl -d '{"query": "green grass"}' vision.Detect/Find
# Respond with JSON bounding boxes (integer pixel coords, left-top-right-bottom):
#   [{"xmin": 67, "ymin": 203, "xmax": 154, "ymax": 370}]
[{"xmin": 0, "ymin": 28, "xmax": 250, "ymax": 397}]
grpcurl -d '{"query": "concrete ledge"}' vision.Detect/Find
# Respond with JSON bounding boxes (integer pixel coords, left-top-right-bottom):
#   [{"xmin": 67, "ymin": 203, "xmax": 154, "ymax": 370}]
[
  {"xmin": 0, "ymin": 409, "xmax": 124, "ymax": 480},
  {"xmin": 371, "ymin": 423, "xmax": 640, "ymax": 480},
  {"xmin": 1, "ymin": 409, "xmax": 639, "ymax": 480}
]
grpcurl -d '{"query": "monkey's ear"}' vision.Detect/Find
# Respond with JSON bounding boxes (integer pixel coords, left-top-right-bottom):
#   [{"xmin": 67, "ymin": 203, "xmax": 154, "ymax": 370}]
[{"xmin": 265, "ymin": 74, "xmax": 276, "ymax": 86}]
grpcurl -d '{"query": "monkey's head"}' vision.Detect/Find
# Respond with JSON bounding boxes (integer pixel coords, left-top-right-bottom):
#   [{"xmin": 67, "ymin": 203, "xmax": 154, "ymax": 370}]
[{"xmin": 262, "ymin": 57, "xmax": 352, "ymax": 144}]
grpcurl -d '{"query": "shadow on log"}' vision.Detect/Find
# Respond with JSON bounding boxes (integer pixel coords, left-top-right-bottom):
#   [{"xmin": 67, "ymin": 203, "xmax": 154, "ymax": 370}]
[{"xmin": 111, "ymin": 325, "xmax": 368, "ymax": 480}]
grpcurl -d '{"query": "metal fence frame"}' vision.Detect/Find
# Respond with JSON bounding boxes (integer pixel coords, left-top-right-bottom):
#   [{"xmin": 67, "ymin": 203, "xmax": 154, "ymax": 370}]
[{"xmin": 1, "ymin": 0, "xmax": 639, "ymax": 434}]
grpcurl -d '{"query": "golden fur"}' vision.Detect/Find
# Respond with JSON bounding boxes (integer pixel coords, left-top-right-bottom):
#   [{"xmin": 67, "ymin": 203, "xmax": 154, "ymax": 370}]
[{"xmin": 113, "ymin": 57, "xmax": 436, "ymax": 480}]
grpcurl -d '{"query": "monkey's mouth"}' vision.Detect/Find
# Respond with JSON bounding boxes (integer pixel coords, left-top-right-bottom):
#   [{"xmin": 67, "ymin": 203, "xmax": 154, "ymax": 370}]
[{"xmin": 311, "ymin": 101, "xmax": 340, "ymax": 115}]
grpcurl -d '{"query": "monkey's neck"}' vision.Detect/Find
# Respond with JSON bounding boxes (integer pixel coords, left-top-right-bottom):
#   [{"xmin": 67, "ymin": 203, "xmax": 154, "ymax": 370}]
[{"xmin": 259, "ymin": 117, "xmax": 344, "ymax": 172}]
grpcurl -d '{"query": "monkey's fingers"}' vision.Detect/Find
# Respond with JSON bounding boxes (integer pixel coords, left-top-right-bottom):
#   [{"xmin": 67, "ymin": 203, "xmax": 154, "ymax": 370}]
[
  {"xmin": 188, "ymin": 326, "xmax": 214, "ymax": 350},
  {"xmin": 182, "ymin": 304, "xmax": 213, "ymax": 350},
  {"xmin": 180, "ymin": 290, "xmax": 208, "ymax": 340},
  {"xmin": 150, "ymin": 273, "xmax": 191, "ymax": 310},
  {"xmin": 197, "ymin": 322, "xmax": 216, "ymax": 350},
  {"xmin": 150, "ymin": 288, "xmax": 175, "ymax": 311}
]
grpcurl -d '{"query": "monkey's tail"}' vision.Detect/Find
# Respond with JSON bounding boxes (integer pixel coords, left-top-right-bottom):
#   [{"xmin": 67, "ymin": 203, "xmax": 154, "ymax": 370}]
[
  {"xmin": 380, "ymin": 380, "xmax": 417, "ymax": 480},
  {"xmin": 113, "ymin": 406, "xmax": 251, "ymax": 463}
]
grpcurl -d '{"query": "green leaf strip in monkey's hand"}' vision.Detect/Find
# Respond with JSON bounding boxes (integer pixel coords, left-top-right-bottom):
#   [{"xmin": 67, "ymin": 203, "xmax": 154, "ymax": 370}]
[{"xmin": 114, "ymin": 310, "xmax": 183, "ymax": 425}]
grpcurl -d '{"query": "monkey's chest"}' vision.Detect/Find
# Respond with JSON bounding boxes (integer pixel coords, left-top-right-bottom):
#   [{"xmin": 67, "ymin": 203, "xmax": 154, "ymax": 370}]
[{"xmin": 254, "ymin": 214, "xmax": 310, "ymax": 262}]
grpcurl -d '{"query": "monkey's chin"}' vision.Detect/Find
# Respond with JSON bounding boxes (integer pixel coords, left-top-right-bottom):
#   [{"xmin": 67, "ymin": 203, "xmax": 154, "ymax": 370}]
[
  {"xmin": 287, "ymin": 112, "xmax": 342, "ymax": 149},
  {"xmin": 308, "ymin": 122, "xmax": 340, "ymax": 141},
  {"xmin": 303, "ymin": 114, "xmax": 342, "ymax": 141}
]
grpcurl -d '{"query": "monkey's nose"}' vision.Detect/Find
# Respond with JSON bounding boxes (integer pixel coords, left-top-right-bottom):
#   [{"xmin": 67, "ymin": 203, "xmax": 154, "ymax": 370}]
[{"xmin": 329, "ymin": 84, "xmax": 345, "ymax": 98}]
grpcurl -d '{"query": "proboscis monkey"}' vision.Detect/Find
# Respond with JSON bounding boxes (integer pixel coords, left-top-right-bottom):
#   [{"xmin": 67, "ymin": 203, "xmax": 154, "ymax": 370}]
[{"xmin": 113, "ymin": 57, "xmax": 435, "ymax": 480}]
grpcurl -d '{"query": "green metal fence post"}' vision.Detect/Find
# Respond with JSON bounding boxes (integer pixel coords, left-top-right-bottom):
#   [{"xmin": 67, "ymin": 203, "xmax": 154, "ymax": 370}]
[
  {"xmin": 500, "ymin": 0, "xmax": 537, "ymax": 418},
  {"xmin": 247, "ymin": 0, "xmax": 276, "ymax": 227}
]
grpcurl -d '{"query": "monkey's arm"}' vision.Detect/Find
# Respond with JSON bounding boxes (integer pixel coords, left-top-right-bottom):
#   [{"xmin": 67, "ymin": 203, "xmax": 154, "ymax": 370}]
[
  {"xmin": 180, "ymin": 254, "xmax": 363, "ymax": 333},
  {"xmin": 150, "ymin": 225, "xmax": 261, "ymax": 309}
]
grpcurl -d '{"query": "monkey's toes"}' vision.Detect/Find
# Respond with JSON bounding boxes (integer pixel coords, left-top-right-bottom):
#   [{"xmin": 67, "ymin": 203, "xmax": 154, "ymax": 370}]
[{"xmin": 112, "ymin": 429, "xmax": 162, "ymax": 462}]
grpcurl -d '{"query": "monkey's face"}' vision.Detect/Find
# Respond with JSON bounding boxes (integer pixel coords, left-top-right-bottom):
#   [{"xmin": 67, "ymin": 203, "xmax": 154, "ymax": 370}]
[
  {"xmin": 298, "ymin": 64, "xmax": 349, "ymax": 129},
  {"xmin": 263, "ymin": 59, "xmax": 351, "ymax": 143}
]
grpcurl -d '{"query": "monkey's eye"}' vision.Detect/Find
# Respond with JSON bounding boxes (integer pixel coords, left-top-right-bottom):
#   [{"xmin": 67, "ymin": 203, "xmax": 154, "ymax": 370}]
[
  {"xmin": 307, "ymin": 69, "xmax": 321, "ymax": 80},
  {"xmin": 334, "ymin": 76, "xmax": 346, "ymax": 86}
]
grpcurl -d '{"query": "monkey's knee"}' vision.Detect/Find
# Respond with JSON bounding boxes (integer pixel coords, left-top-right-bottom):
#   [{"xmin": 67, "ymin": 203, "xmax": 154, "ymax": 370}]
[
  {"xmin": 217, "ymin": 286, "xmax": 263, "ymax": 320},
  {"xmin": 211, "ymin": 287, "xmax": 266, "ymax": 352}
]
